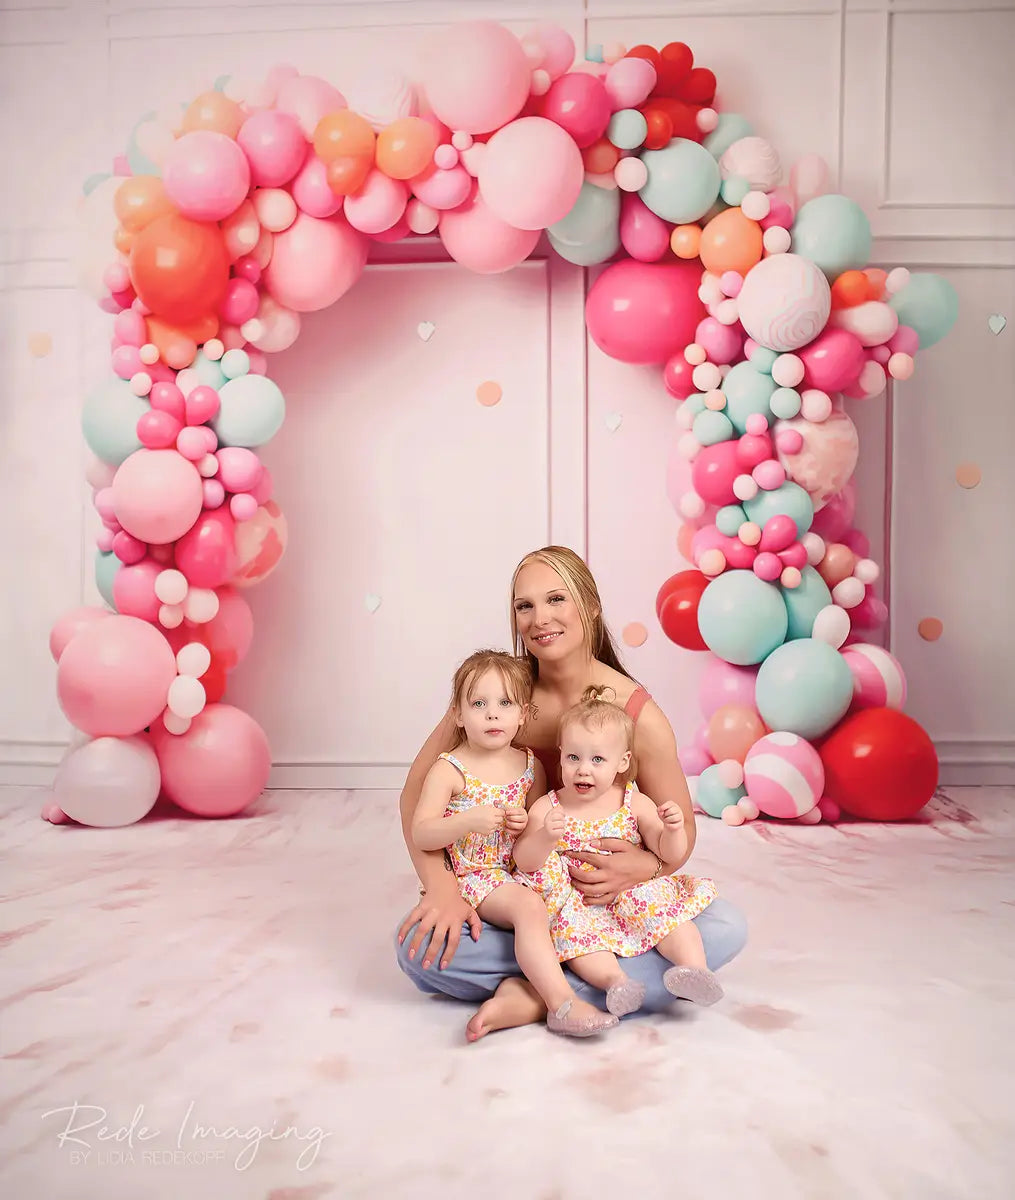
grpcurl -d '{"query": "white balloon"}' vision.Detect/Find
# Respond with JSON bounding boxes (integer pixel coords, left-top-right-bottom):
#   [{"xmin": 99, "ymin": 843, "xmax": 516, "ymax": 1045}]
[
  {"xmin": 163, "ymin": 710, "xmax": 192, "ymax": 736},
  {"xmin": 183, "ymin": 587, "xmax": 220, "ymax": 624},
  {"xmin": 168, "ymin": 675, "xmax": 207, "ymax": 720},
  {"xmin": 155, "ymin": 569, "xmax": 188, "ymax": 605},
  {"xmin": 53, "ymin": 735, "xmax": 160, "ymax": 827},
  {"xmin": 177, "ymin": 642, "xmax": 212, "ymax": 679},
  {"xmin": 812, "ymin": 604, "xmax": 851, "ymax": 649},
  {"xmin": 832, "ymin": 577, "xmax": 865, "ymax": 609}
]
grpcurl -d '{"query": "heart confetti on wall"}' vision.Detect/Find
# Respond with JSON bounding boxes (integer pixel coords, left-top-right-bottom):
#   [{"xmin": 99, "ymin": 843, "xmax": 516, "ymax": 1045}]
[
  {"xmin": 28, "ymin": 332, "xmax": 52, "ymax": 357},
  {"xmin": 622, "ymin": 622, "xmax": 648, "ymax": 648},
  {"xmin": 417, "ymin": 321, "xmax": 436, "ymax": 342},
  {"xmin": 604, "ymin": 412, "xmax": 623, "ymax": 432},
  {"xmin": 365, "ymin": 594, "xmax": 382, "ymax": 614},
  {"xmin": 987, "ymin": 313, "xmax": 1006, "ymax": 335}
]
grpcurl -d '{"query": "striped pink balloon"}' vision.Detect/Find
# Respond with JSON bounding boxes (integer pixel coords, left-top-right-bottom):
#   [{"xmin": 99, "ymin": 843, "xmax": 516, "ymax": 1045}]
[
  {"xmin": 841, "ymin": 644, "xmax": 907, "ymax": 710},
  {"xmin": 743, "ymin": 731, "xmax": 824, "ymax": 818}
]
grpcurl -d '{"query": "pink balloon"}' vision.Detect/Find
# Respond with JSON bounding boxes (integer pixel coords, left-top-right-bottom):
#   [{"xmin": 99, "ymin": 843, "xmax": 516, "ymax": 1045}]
[
  {"xmin": 49, "ymin": 606, "xmax": 113, "ymax": 662},
  {"xmin": 604, "ymin": 57, "xmax": 656, "ymax": 110},
  {"xmin": 174, "ymin": 508, "xmax": 238, "ymax": 589},
  {"xmin": 679, "ymin": 744, "xmax": 713, "ymax": 777},
  {"xmin": 477, "ymin": 117, "xmax": 584, "ymax": 230},
  {"xmin": 57, "ymin": 614, "xmax": 177, "ymax": 737},
  {"xmin": 344, "ymin": 169, "xmax": 408, "ymax": 235},
  {"xmin": 151, "ymin": 703, "xmax": 270, "ymax": 817},
  {"xmin": 619, "ymin": 193, "xmax": 671, "ymax": 262},
  {"xmin": 112, "ymin": 449, "xmax": 204, "ymax": 544},
  {"xmin": 696, "ymin": 316, "xmax": 744, "ymax": 366},
  {"xmin": 691, "ymin": 440, "xmax": 741, "ymax": 506},
  {"xmin": 216, "ymin": 447, "xmax": 263, "ymax": 493},
  {"xmin": 112, "ymin": 558, "xmax": 163, "ymax": 621},
  {"xmin": 799, "ymin": 327, "xmax": 866, "ymax": 393},
  {"xmin": 275, "ymin": 75, "xmax": 347, "ymax": 139},
  {"xmin": 202, "ymin": 587, "xmax": 254, "ymax": 667},
  {"xmin": 691, "ymin": 525, "xmax": 756, "ymax": 571},
  {"xmin": 529, "ymin": 22, "xmax": 575, "ymax": 80},
  {"xmin": 370, "ymin": 215, "xmax": 411, "ymax": 243},
  {"xmin": 137, "ymin": 408, "xmax": 183, "ymax": 449},
  {"xmin": 585, "ymin": 260, "xmax": 705, "ymax": 364},
  {"xmin": 53, "ymin": 734, "xmax": 161, "ymax": 828},
  {"xmin": 149, "ymin": 381, "xmax": 185, "ymax": 423},
  {"xmin": 540, "ymin": 74, "xmax": 611, "ymax": 148},
  {"xmin": 162, "ymin": 131, "xmax": 251, "ymax": 222},
  {"xmin": 664, "ymin": 353, "xmax": 697, "ymax": 399},
  {"xmin": 185, "ymin": 385, "xmax": 220, "ymax": 426},
  {"xmin": 759, "ymin": 514, "xmax": 798, "ymax": 553},
  {"xmin": 115, "ymin": 309, "xmax": 146, "ymax": 346},
  {"xmin": 112, "ymin": 530, "xmax": 147, "ymax": 565},
  {"xmin": 291, "ymin": 153, "xmax": 344, "ymax": 218},
  {"xmin": 439, "ymin": 192, "xmax": 540, "ymax": 274},
  {"xmin": 699, "ymin": 657, "xmax": 759, "ymax": 718},
  {"xmin": 237, "ymin": 110, "xmax": 306, "ymax": 187},
  {"xmin": 262, "ymin": 212, "xmax": 368, "ymax": 312},
  {"xmin": 410, "ymin": 163, "xmax": 473, "ymax": 211},
  {"xmin": 219, "ymin": 277, "xmax": 260, "ymax": 326},
  {"xmin": 810, "ymin": 477, "xmax": 857, "ymax": 541},
  {"xmin": 420, "ymin": 20, "xmax": 531, "ymax": 133}
]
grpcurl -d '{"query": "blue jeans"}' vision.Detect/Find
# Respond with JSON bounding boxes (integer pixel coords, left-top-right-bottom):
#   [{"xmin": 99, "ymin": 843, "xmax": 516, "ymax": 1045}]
[{"xmin": 394, "ymin": 897, "xmax": 747, "ymax": 1015}]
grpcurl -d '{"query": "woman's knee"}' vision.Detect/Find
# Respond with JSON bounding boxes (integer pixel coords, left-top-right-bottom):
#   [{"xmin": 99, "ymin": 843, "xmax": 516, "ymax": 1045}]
[{"xmin": 697, "ymin": 897, "xmax": 748, "ymax": 970}]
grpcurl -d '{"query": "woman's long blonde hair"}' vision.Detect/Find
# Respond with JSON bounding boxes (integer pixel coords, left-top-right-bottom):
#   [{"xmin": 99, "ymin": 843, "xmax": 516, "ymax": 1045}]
[{"xmin": 509, "ymin": 546, "xmax": 630, "ymax": 681}]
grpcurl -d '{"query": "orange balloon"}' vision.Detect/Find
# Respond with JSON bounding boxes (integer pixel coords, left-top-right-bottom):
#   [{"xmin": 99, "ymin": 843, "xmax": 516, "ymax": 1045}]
[
  {"xmin": 114, "ymin": 175, "xmax": 176, "ymax": 234},
  {"xmin": 114, "ymin": 228, "xmax": 135, "ymax": 256},
  {"xmin": 582, "ymin": 138, "xmax": 621, "ymax": 175},
  {"xmin": 313, "ymin": 110, "xmax": 375, "ymax": 165},
  {"xmin": 671, "ymin": 224, "xmax": 701, "ymax": 259},
  {"xmin": 129, "ymin": 212, "xmax": 230, "ymax": 324},
  {"xmin": 182, "ymin": 91, "xmax": 244, "ymax": 138},
  {"xmin": 376, "ymin": 117, "xmax": 438, "ymax": 181},
  {"xmin": 699, "ymin": 207, "xmax": 763, "ymax": 275},
  {"xmin": 326, "ymin": 154, "xmax": 372, "ymax": 197},
  {"xmin": 831, "ymin": 269, "xmax": 870, "ymax": 310},
  {"xmin": 817, "ymin": 543, "xmax": 857, "ymax": 588},
  {"xmin": 864, "ymin": 268, "xmax": 887, "ymax": 300},
  {"xmin": 146, "ymin": 313, "xmax": 219, "ymax": 368},
  {"xmin": 642, "ymin": 107, "xmax": 673, "ymax": 151},
  {"xmin": 707, "ymin": 704, "xmax": 767, "ymax": 764}
]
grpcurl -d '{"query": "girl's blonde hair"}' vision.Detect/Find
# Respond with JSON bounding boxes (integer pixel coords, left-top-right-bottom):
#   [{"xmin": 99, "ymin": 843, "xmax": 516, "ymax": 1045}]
[
  {"xmin": 559, "ymin": 685, "xmax": 638, "ymax": 783},
  {"xmin": 509, "ymin": 546, "xmax": 630, "ymax": 680},
  {"xmin": 449, "ymin": 649, "xmax": 533, "ymax": 749}
]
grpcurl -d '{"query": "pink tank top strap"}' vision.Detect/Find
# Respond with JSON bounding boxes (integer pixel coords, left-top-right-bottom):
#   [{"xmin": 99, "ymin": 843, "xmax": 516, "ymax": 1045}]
[{"xmin": 624, "ymin": 686, "xmax": 651, "ymax": 722}]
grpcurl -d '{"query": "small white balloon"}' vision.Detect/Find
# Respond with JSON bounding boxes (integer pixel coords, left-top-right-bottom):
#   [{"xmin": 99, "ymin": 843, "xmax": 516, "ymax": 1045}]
[
  {"xmin": 714, "ymin": 298, "xmax": 740, "ymax": 326},
  {"xmin": 885, "ymin": 267, "xmax": 910, "ymax": 296},
  {"xmin": 198, "ymin": 453, "xmax": 219, "ymax": 478},
  {"xmin": 675, "ymin": 402, "xmax": 697, "ymax": 430},
  {"xmin": 253, "ymin": 187, "xmax": 298, "ymax": 233},
  {"xmin": 679, "ymin": 491, "xmax": 707, "ymax": 519},
  {"xmin": 796, "ymin": 806, "xmax": 823, "ymax": 825},
  {"xmin": 163, "ymin": 710, "xmax": 192, "ymax": 736},
  {"xmin": 692, "ymin": 362, "xmax": 722, "ymax": 392},
  {"xmin": 716, "ymin": 758, "xmax": 745, "ymax": 789},
  {"xmin": 168, "ymin": 675, "xmax": 207, "ymax": 720},
  {"xmin": 737, "ymin": 796, "xmax": 760, "ymax": 820},
  {"xmin": 176, "ymin": 642, "xmax": 212, "ymax": 679},
  {"xmin": 155, "ymin": 569, "xmax": 188, "ymax": 605},
  {"xmin": 176, "ymin": 368, "xmax": 200, "ymax": 398},
  {"xmin": 159, "ymin": 603, "xmax": 184, "ymax": 629},
  {"xmin": 733, "ymin": 474, "xmax": 759, "ymax": 502},
  {"xmin": 854, "ymin": 558, "xmax": 880, "ymax": 584},
  {"xmin": 183, "ymin": 587, "xmax": 220, "ymax": 624},
  {"xmin": 139, "ymin": 343, "xmax": 160, "ymax": 365},
  {"xmin": 812, "ymin": 603, "xmax": 851, "ymax": 648},
  {"xmin": 763, "ymin": 226, "xmax": 792, "ymax": 255},
  {"xmin": 740, "ymin": 190, "xmax": 770, "ymax": 221},
  {"xmin": 203, "ymin": 338, "xmax": 225, "ymax": 361},
  {"xmin": 801, "ymin": 532, "xmax": 826, "ymax": 566},
  {"xmin": 677, "ymin": 432, "xmax": 701, "ymax": 460},
  {"xmin": 684, "ymin": 342, "xmax": 707, "ymax": 366},
  {"xmin": 771, "ymin": 354, "xmax": 804, "ymax": 388},
  {"xmin": 832, "ymin": 577, "xmax": 865, "ymax": 609},
  {"xmin": 129, "ymin": 372, "xmax": 152, "ymax": 397}
]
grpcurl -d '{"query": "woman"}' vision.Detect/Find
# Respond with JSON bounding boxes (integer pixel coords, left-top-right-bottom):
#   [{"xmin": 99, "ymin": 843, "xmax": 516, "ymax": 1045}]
[{"xmin": 394, "ymin": 546, "xmax": 747, "ymax": 1039}]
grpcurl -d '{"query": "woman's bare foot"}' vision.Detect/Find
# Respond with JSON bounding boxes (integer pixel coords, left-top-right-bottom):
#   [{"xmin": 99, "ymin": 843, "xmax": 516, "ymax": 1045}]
[{"xmin": 465, "ymin": 976, "xmax": 546, "ymax": 1042}]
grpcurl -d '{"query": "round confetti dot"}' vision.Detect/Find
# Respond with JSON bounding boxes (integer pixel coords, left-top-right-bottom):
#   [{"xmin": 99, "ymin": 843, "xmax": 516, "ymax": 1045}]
[
  {"xmin": 476, "ymin": 381, "xmax": 502, "ymax": 407},
  {"xmin": 955, "ymin": 462, "xmax": 982, "ymax": 489},
  {"xmin": 918, "ymin": 617, "xmax": 943, "ymax": 642},
  {"xmin": 622, "ymin": 622, "xmax": 648, "ymax": 648},
  {"xmin": 28, "ymin": 332, "xmax": 53, "ymax": 357}
]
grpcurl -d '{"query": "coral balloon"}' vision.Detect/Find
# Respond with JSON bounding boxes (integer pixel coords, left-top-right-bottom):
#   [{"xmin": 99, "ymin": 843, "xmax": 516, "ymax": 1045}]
[
  {"xmin": 182, "ymin": 91, "xmax": 244, "ymax": 138},
  {"xmin": 114, "ymin": 175, "xmax": 175, "ymax": 234},
  {"xmin": 699, "ymin": 207, "xmax": 763, "ymax": 275},
  {"xmin": 376, "ymin": 117, "xmax": 439, "ymax": 180},
  {"xmin": 313, "ymin": 109, "xmax": 375, "ymax": 164},
  {"xmin": 656, "ymin": 569, "xmax": 710, "ymax": 651},
  {"xmin": 585, "ymin": 260, "xmax": 705, "ymax": 364},
  {"xmin": 707, "ymin": 704, "xmax": 766, "ymax": 763},
  {"xmin": 129, "ymin": 212, "xmax": 230, "ymax": 324}
]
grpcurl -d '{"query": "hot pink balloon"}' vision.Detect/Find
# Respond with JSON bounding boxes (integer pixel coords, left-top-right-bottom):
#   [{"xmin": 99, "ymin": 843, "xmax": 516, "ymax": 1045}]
[
  {"xmin": 691, "ymin": 439, "xmax": 741, "ymax": 506},
  {"xmin": 540, "ymin": 73, "xmax": 611, "ymax": 148},
  {"xmin": 216, "ymin": 447, "xmax": 263, "ymax": 493},
  {"xmin": 262, "ymin": 212, "xmax": 368, "ymax": 312},
  {"xmin": 291, "ymin": 154, "xmax": 344, "ymax": 218},
  {"xmin": 586, "ymin": 260, "xmax": 705, "ymax": 364},
  {"xmin": 151, "ymin": 703, "xmax": 271, "ymax": 817},
  {"xmin": 112, "ymin": 449, "xmax": 204, "ymax": 545},
  {"xmin": 664, "ymin": 353, "xmax": 697, "ymax": 399},
  {"xmin": 237, "ymin": 110, "xmax": 306, "ymax": 187},
  {"xmin": 112, "ymin": 557, "xmax": 163, "ymax": 621},
  {"xmin": 174, "ymin": 508, "xmax": 238, "ymax": 589},
  {"xmin": 619, "ymin": 193, "xmax": 671, "ymax": 262},
  {"xmin": 695, "ymin": 316, "xmax": 744, "ymax": 366},
  {"xmin": 137, "ymin": 409, "xmax": 182, "ymax": 449},
  {"xmin": 691, "ymin": 526, "xmax": 756, "ymax": 571},
  {"xmin": 420, "ymin": 20, "xmax": 531, "ymax": 133},
  {"xmin": 439, "ymin": 192, "xmax": 540, "ymax": 274},
  {"xmin": 57, "ymin": 614, "xmax": 177, "ymax": 737},
  {"xmin": 810, "ymin": 477, "xmax": 857, "ymax": 542},
  {"xmin": 49, "ymin": 606, "xmax": 113, "ymax": 662},
  {"xmin": 759, "ymin": 514, "xmax": 798, "ymax": 553},
  {"xmin": 699, "ymin": 656, "xmax": 759, "ymax": 718},
  {"xmin": 477, "ymin": 117, "xmax": 584, "ymax": 230},
  {"xmin": 799, "ymin": 327, "xmax": 866, "ymax": 393},
  {"xmin": 162, "ymin": 131, "xmax": 251, "ymax": 222},
  {"xmin": 219, "ymin": 277, "xmax": 260, "ymax": 326}
]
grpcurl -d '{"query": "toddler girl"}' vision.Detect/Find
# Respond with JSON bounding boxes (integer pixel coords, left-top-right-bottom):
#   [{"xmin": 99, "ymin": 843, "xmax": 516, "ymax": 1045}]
[
  {"xmin": 412, "ymin": 651, "xmax": 620, "ymax": 1039},
  {"xmin": 513, "ymin": 687, "xmax": 722, "ymax": 1015}
]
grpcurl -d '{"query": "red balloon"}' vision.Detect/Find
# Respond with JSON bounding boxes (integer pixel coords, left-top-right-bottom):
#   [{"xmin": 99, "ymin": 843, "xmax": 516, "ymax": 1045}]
[
  {"xmin": 680, "ymin": 67, "xmax": 717, "ymax": 105},
  {"xmin": 819, "ymin": 708, "xmax": 938, "ymax": 821},
  {"xmin": 653, "ymin": 42, "xmax": 694, "ymax": 96},
  {"xmin": 656, "ymin": 570, "xmax": 709, "ymax": 651},
  {"xmin": 585, "ymin": 260, "xmax": 705, "ymax": 365}
]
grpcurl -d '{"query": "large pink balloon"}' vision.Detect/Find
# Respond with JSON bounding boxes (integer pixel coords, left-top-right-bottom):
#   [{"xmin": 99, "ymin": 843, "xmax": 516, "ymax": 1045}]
[
  {"xmin": 112, "ymin": 449, "xmax": 204, "ymax": 545},
  {"xmin": 262, "ymin": 213, "xmax": 368, "ymax": 312},
  {"xmin": 699, "ymin": 656, "xmax": 759, "ymax": 718},
  {"xmin": 174, "ymin": 508, "xmax": 238, "ymax": 589},
  {"xmin": 57, "ymin": 615, "xmax": 177, "ymax": 736},
  {"xmin": 478, "ymin": 117, "xmax": 584, "ymax": 230},
  {"xmin": 49, "ymin": 607, "xmax": 112, "ymax": 662},
  {"xmin": 420, "ymin": 20, "xmax": 531, "ymax": 134},
  {"xmin": 585, "ymin": 260, "xmax": 705, "ymax": 364},
  {"xmin": 162, "ymin": 131, "xmax": 251, "ymax": 222},
  {"xmin": 276, "ymin": 75, "xmax": 347, "ymax": 139},
  {"xmin": 151, "ymin": 703, "xmax": 270, "ymax": 817},
  {"xmin": 439, "ymin": 192, "xmax": 540, "ymax": 274},
  {"xmin": 112, "ymin": 558, "xmax": 163, "ymax": 621}
]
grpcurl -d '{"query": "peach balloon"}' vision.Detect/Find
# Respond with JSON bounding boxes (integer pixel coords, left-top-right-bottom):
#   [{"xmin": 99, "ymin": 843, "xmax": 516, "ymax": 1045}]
[
  {"xmin": 671, "ymin": 224, "xmax": 702, "ymax": 259},
  {"xmin": 817, "ymin": 543, "xmax": 857, "ymax": 588},
  {"xmin": 706, "ymin": 703, "xmax": 767, "ymax": 764},
  {"xmin": 376, "ymin": 117, "xmax": 439, "ymax": 180},
  {"xmin": 699, "ymin": 208, "xmax": 764, "ymax": 275},
  {"xmin": 182, "ymin": 91, "xmax": 244, "ymax": 138},
  {"xmin": 313, "ymin": 109, "xmax": 375, "ymax": 165},
  {"xmin": 114, "ymin": 176, "xmax": 175, "ymax": 234}
]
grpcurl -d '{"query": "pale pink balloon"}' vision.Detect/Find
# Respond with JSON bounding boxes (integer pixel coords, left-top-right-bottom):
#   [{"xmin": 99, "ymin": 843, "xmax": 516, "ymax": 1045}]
[
  {"xmin": 291, "ymin": 154, "xmax": 344, "ymax": 218},
  {"xmin": 478, "ymin": 117, "xmax": 584, "ymax": 230},
  {"xmin": 112, "ymin": 558, "xmax": 163, "ymax": 621},
  {"xmin": 439, "ymin": 192, "xmax": 540, "ymax": 274},
  {"xmin": 679, "ymin": 745, "xmax": 713, "ymax": 777},
  {"xmin": 53, "ymin": 734, "xmax": 161, "ymax": 828},
  {"xmin": 699, "ymin": 656, "xmax": 759, "ymax": 718},
  {"xmin": 237, "ymin": 110, "xmax": 306, "ymax": 187},
  {"xmin": 604, "ymin": 56, "xmax": 656, "ymax": 110},
  {"xmin": 695, "ymin": 315, "xmax": 744, "ymax": 365},
  {"xmin": 262, "ymin": 213, "xmax": 368, "ymax": 312},
  {"xmin": 276, "ymin": 75, "xmax": 347, "ymax": 139},
  {"xmin": 216, "ymin": 447, "xmax": 263, "ymax": 492},
  {"xmin": 162, "ymin": 131, "xmax": 251, "ymax": 222},
  {"xmin": 775, "ymin": 409, "xmax": 859, "ymax": 511},
  {"xmin": 529, "ymin": 22, "xmax": 575, "ymax": 79},
  {"xmin": 231, "ymin": 499, "xmax": 288, "ymax": 587},
  {"xmin": 49, "ymin": 606, "xmax": 113, "ymax": 662},
  {"xmin": 57, "ymin": 615, "xmax": 177, "ymax": 737},
  {"xmin": 410, "ymin": 164, "xmax": 473, "ymax": 211},
  {"xmin": 344, "ymin": 169, "xmax": 408, "ymax": 234},
  {"xmin": 619, "ymin": 193, "xmax": 670, "ymax": 262},
  {"xmin": 420, "ymin": 20, "xmax": 531, "ymax": 133},
  {"xmin": 112, "ymin": 449, "xmax": 204, "ymax": 544}
]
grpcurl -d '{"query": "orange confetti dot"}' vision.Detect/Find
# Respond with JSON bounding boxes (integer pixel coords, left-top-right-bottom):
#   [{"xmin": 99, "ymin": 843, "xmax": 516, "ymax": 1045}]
[
  {"xmin": 955, "ymin": 463, "xmax": 982, "ymax": 489},
  {"xmin": 918, "ymin": 618, "xmax": 943, "ymax": 642},
  {"xmin": 28, "ymin": 332, "xmax": 52, "ymax": 357},
  {"xmin": 622, "ymin": 622, "xmax": 648, "ymax": 648},
  {"xmin": 476, "ymin": 381, "xmax": 502, "ymax": 407}
]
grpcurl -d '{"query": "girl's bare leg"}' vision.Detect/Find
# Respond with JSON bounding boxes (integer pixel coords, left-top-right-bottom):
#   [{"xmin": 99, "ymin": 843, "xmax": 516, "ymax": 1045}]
[
  {"xmin": 568, "ymin": 951, "xmax": 646, "ymax": 1017},
  {"xmin": 656, "ymin": 922, "xmax": 724, "ymax": 1007}
]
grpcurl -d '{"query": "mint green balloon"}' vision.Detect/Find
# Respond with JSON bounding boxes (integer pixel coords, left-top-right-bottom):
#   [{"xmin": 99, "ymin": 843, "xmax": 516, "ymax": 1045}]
[
  {"xmin": 698, "ymin": 571, "xmax": 788, "ymax": 666},
  {"xmin": 723, "ymin": 362, "xmax": 776, "ymax": 434},
  {"xmin": 721, "ymin": 175, "xmax": 751, "ymax": 206},
  {"xmin": 693, "ymin": 409, "xmax": 735, "ymax": 446},
  {"xmin": 681, "ymin": 393, "xmax": 707, "ymax": 422},
  {"xmin": 782, "ymin": 566, "xmax": 832, "ymax": 640},
  {"xmin": 640, "ymin": 139, "xmax": 721, "ymax": 224},
  {"xmin": 548, "ymin": 183, "xmax": 620, "ymax": 264},
  {"xmin": 791, "ymin": 194, "xmax": 872, "ymax": 281},
  {"xmin": 770, "ymin": 387, "xmax": 802, "ymax": 419},
  {"xmin": 704, "ymin": 114, "xmax": 753, "ymax": 160},
  {"xmin": 608, "ymin": 109, "xmax": 648, "ymax": 152},
  {"xmin": 717, "ymin": 505, "xmax": 747, "ymax": 536},
  {"xmin": 189, "ymin": 348, "xmax": 228, "ymax": 390},
  {"xmin": 696, "ymin": 764, "xmax": 746, "ymax": 818},
  {"xmin": 95, "ymin": 550, "xmax": 120, "ymax": 609},
  {"xmin": 888, "ymin": 273, "xmax": 959, "ymax": 349},
  {"xmin": 747, "ymin": 344, "xmax": 778, "ymax": 373},
  {"xmin": 756, "ymin": 638, "xmax": 853, "ymax": 739},
  {"xmin": 126, "ymin": 112, "xmax": 161, "ymax": 177},
  {"xmin": 549, "ymin": 222, "xmax": 620, "ymax": 266},
  {"xmin": 212, "ymin": 375, "xmax": 286, "ymax": 448},
  {"xmin": 82, "ymin": 377, "xmax": 148, "ymax": 466},
  {"xmin": 83, "ymin": 172, "xmax": 110, "ymax": 197},
  {"xmin": 744, "ymin": 481, "xmax": 814, "ymax": 539}
]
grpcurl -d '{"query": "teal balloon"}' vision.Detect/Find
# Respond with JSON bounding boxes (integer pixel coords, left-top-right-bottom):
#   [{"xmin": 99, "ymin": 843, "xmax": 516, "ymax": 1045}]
[
  {"xmin": 888, "ymin": 273, "xmax": 959, "ymax": 349},
  {"xmin": 640, "ymin": 139, "xmax": 721, "ymax": 224},
  {"xmin": 791, "ymin": 195, "xmax": 872, "ymax": 281},
  {"xmin": 213, "ymin": 75, "xmax": 231, "ymax": 92},
  {"xmin": 782, "ymin": 566, "xmax": 833, "ymax": 640},
  {"xmin": 82, "ymin": 376, "xmax": 148, "ymax": 466},
  {"xmin": 212, "ymin": 375, "xmax": 286, "ymax": 447},
  {"xmin": 720, "ymin": 175, "xmax": 751, "ymax": 207},
  {"xmin": 717, "ymin": 505, "xmax": 747, "ymax": 536},
  {"xmin": 722, "ymin": 361, "xmax": 776, "ymax": 434},
  {"xmin": 608, "ymin": 109, "xmax": 648, "ymax": 151},
  {"xmin": 693, "ymin": 409, "xmax": 735, "ymax": 446},
  {"xmin": 746, "ymin": 344, "xmax": 778, "ymax": 373},
  {"xmin": 704, "ymin": 114, "xmax": 753, "ymax": 160},
  {"xmin": 94, "ymin": 550, "xmax": 120, "ymax": 609},
  {"xmin": 83, "ymin": 172, "xmax": 110, "ymax": 197},
  {"xmin": 548, "ymin": 222, "xmax": 620, "ymax": 266},
  {"xmin": 755, "ymin": 638, "xmax": 853, "ymax": 739},
  {"xmin": 744, "ymin": 481, "xmax": 814, "ymax": 539},
  {"xmin": 681, "ymin": 393, "xmax": 707, "ymax": 421},
  {"xmin": 549, "ymin": 182, "xmax": 619, "ymax": 247},
  {"xmin": 586, "ymin": 44, "xmax": 604, "ymax": 63},
  {"xmin": 189, "ymin": 349, "xmax": 228, "ymax": 391},
  {"xmin": 696, "ymin": 764, "xmax": 746, "ymax": 818},
  {"xmin": 698, "ymin": 571, "xmax": 789, "ymax": 665},
  {"xmin": 770, "ymin": 387, "xmax": 802, "ymax": 419},
  {"xmin": 126, "ymin": 111, "xmax": 162, "ymax": 177}
]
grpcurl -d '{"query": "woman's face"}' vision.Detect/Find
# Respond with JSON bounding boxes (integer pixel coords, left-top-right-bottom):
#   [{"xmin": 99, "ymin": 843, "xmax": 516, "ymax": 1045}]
[{"xmin": 512, "ymin": 561, "xmax": 585, "ymax": 662}]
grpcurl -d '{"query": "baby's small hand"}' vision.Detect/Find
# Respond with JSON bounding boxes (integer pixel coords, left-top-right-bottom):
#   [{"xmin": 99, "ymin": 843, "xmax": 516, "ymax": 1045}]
[
  {"xmin": 658, "ymin": 802, "xmax": 684, "ymax": 830},
  {"xmin": 503, "ymin": 807, "xmax": 528, "ymax": 835},
  {"xmin": 471, "ymin": 806, "xmax": 505, "ymax": 835},
  {"xmin": 544, "ymin": 808, "xmax": 567, "ymax": 840}
]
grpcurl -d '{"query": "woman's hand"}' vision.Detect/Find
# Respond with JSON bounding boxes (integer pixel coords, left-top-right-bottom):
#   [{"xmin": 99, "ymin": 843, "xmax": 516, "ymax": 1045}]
[
  {"xmin": 397, "ymin": 879, "xmax": 482, "ymax": 970},
  {"xmin": 567, "ymin": 838, "xmax": 656, "ymax": 905}
]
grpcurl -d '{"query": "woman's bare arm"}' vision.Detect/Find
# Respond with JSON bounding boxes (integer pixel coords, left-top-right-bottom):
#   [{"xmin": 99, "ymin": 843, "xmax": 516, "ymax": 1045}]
[{"xmin": 632, "ymin": 700, "xmax": 696, "ymax": 871}]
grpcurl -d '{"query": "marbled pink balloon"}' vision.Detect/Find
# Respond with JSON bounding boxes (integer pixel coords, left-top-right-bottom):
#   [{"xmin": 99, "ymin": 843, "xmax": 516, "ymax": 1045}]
[{"xmin": 774, "ymin": 409, "xmax": 859, "ymax": 512}]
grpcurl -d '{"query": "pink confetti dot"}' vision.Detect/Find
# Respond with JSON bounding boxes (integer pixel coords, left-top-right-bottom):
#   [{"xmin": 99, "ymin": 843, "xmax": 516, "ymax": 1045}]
[{"xmin": 622, "ymin": 622, "xmax": 648, "ymax": 648}]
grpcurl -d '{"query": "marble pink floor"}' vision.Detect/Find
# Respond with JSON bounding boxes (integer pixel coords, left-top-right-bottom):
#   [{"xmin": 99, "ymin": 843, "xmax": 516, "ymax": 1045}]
[{"xmin": 1, "ymin": 785, "xmax": 1013, "ymax": 1199}]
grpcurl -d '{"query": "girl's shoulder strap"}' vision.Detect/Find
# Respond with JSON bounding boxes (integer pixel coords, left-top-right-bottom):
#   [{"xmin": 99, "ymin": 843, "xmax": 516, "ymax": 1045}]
[
  {"xmin": 437, "ymin": 751, "xmax": 469, "ymax": 780},
  {"xmin": 622, "ymin": 779, "xmax": 637, "ymax": 805}
]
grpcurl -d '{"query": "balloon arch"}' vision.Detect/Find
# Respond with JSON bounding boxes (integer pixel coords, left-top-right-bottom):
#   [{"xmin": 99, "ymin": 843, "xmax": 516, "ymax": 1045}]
[{"xmin": 47, "ymin": 20, "xmax": 955, "ymax": 828}]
